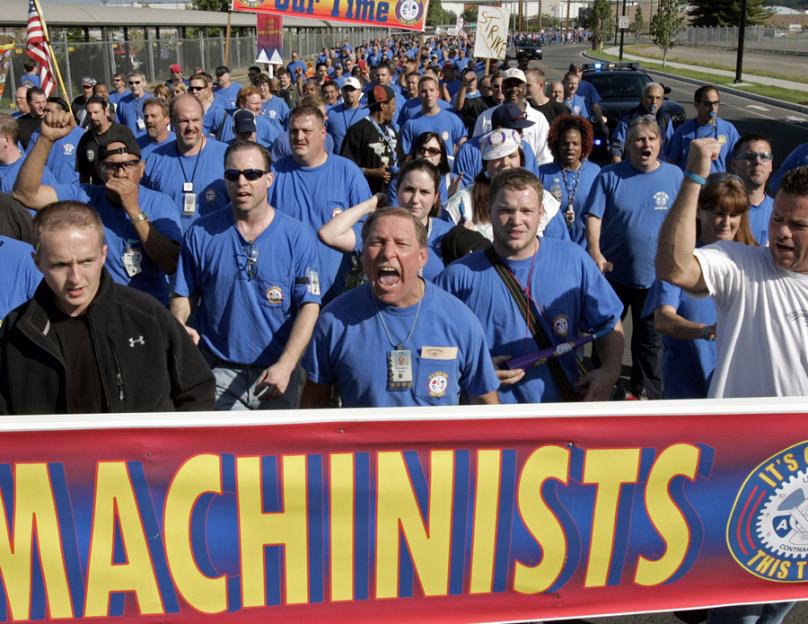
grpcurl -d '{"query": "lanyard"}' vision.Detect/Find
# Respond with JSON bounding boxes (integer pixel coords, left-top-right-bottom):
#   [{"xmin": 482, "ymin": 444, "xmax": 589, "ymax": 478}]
[
  {"xmin": 341, "ymin": 104, "xmax": 361, "ymax": 132},
  {"xmin": 366, "ymin": 116, "xmax": 398, "ymax": 168},
  {"xmin": 560, "ymin": 166, "xmax": 581, "ymax": 226},
  {"xmin": 177, "ymin": 137, "xmax": 205, "ymax": 188},
  {"xmin": 373, "ymin": 283, "xmax": 424, "ymax": 350}
]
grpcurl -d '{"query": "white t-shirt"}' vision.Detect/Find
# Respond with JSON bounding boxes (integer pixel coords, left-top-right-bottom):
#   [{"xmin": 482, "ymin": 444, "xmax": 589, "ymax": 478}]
[
  {"xmin": 472, "ymin": 102, "xmax": 553, "ymax": 165},
  {"xmin": 694, "ymin": 241, "xmax": 808, "ymax": 398}
]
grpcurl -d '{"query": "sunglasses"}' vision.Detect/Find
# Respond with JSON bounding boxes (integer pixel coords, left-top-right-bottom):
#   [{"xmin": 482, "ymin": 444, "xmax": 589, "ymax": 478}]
[
  {"xmin": 417, "ymin": 146, "xmax": 441, "ymax": 156},
  {"xmin": 737, "ymin": 151, "xmax": 773, "ymax": 162},
  {"xmin": 243, "ymin": 244, "xmax": 258, "ymax": 280},
  {"xmin": 129, "ymin": 81, "xmax": 142, "ymax": 86},
  {"xmin": 224, "ymin": 168, "xmax": 266, "ymax": 182},
  {"xmin": 100, "ymin": 159, "xmax": 141, "ymax": 173},
  {"xmin": 188, "ymin": 85, "xmax": 206, "ymax": 92}
]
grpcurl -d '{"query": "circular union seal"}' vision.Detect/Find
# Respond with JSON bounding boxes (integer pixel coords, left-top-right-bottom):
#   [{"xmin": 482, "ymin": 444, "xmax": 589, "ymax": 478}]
[
  {"xmin": 727, "ymin": 440, "xmax": 808, "ymax": 582},
  {"xmin": 427, "ymin": 371, "xmax": 448, "ymax": 397},
  {"xmin": 240, "ymin": 0, "xmax": 262, "ymax": 7},
  {"xmin": 396, "ymin": 0, "xmax": 423, "ymax": 24},
  {"xmin": 205, "ymin": 189, "xmax": 217, "ymax": 202},
  {"xmin": 266, "ymin": 286, "xmax": 283, "ymax": 305}
]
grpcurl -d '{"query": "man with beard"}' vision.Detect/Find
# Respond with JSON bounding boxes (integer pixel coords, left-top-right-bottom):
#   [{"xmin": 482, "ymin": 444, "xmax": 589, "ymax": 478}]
[
  {"xmin": 301, "ymin": 208, "xmax": 500, "ymax": 408},
  {"xmin": 137, "ymin": 98, "xmax": 175, "ymax": 159},
  {"xmin": 13, "ymin": 110, "xmax": 181, "ymax": 306},
  {"xmin": 585, "ymin": 116, "xmax": 683, "ymax": 400},
  {"xmin": 76, "ymin": 96, "xmax": 135, "ymax": 184},
  {"xmin": 326, "ymin": 77, "xmax": 368, "ymax": 154}
]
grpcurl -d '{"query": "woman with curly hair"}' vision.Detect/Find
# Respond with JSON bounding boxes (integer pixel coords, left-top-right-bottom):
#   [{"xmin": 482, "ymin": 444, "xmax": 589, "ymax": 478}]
[
  {"xmin": 643, "ymin": 173, "xmax": 757, "ymax": 399},
  {"xmin": 538, "ymin": 114, "xmax": 601, "ymax": 247}
]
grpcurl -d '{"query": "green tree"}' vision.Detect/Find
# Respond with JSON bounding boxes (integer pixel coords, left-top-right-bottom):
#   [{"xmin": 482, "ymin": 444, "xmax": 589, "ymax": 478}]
[
  {"xmin": 586, "ymin": 0, "xmax": 614, "ymax": 51},
  {"xmin": 427, "ymin": 0, "xmax": 446, "ymax": 26},
  {"xmin": 687, "ymin": 0, "xmax": 773, "ymax": 27},
  {"xmin": 651, "ymin": 0, "xmax": 685, "ymax": 66},
  {"xmin": 193, "ymin": 0, "xmax": 229, "ymax": 11},
  {"xmin": 461, "ymin": 5, "xmax": 478, "ymax": 24},
  {"xmin": 632, "ymin": 5, "xmax": 644, "ymax": 37}
]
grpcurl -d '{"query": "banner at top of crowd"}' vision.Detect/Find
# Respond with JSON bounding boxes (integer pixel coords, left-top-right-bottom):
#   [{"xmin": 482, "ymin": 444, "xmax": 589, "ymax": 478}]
[{"xmin": 232, "ymin": 0, "xmax": 429, "ymax": 32}]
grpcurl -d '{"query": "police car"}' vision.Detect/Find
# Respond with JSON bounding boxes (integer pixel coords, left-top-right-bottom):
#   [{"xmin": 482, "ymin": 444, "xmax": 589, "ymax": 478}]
[{"xmin": 582, "ymin": 62, "xmax": 686, "ymax": 157}]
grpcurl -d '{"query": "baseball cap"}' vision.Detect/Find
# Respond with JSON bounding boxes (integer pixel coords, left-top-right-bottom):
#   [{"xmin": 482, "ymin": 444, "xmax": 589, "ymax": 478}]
[
  {"xmin": 99, "ymin": 134, "xmax": 141, "ymax": 160},
  {"xmin": 480, "ymin": 128, "xmax": 522, "ymax": 161},
  {"xmin": 81, "ymin": 76, "xmax": 97, "ymax": 87},
  {"xmin": 502, "ymin": 68, "xmax": 527, "ymax": 83},
  {"xmin": 491, "ymin": 103, "xmax": 534, "ymax": 130},
  {"xmin": 440, "ymin": 225, "xmax": 492, "ymax": 264},
  {"xmin": 169, "ymin": 63, "xmax": 182, "ymax": 74},
  {"xmin": 233, "ymin": 109, "xmax": 256, "ymax": 135},
  {"xmin": 342, "ymin": 77, "xmax": 361, "ymax": 90},
  {"xmin": 366, "ymin": 84, "xmax": 395, "ymax": 108}
]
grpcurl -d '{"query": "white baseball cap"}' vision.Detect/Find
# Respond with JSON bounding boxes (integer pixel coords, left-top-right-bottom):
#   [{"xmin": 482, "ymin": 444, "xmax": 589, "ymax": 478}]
[
  {"xmin": 342, "ymin": 77, "xmax": 361, "ymax": 90},
  {"xmin": 502, "ymin": 68, "xmax": 527, "ymax": 83}
]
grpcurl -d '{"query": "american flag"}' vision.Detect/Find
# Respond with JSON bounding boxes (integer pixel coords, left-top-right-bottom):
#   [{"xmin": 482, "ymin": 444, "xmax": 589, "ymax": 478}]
[{"xmin": 25, "ymin": 0, "xmax": 56, "ymax": 96}]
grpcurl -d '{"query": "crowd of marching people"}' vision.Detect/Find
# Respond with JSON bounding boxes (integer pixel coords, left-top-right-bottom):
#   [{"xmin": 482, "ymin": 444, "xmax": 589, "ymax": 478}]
[{"xmin": 1, "ymin": 30, "xmax": 807, "ymax": 432}]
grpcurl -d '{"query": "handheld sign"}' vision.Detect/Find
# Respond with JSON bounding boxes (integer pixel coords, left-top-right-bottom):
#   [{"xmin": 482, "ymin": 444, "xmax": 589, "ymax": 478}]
[{"xmin": 473, "ymin": 5, "xmax": 510, "ymax": 59}]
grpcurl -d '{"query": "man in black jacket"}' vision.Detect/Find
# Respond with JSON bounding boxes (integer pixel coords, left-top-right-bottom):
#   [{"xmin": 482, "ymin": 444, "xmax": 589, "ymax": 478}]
[{"xmin": 0, "ymin": 201, "xmax": 214, "ymax": 414}]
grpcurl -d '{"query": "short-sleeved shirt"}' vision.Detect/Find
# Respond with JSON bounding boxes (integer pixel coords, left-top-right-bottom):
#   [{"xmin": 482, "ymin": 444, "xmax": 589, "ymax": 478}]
[
  {"xmin": 665, "ymin": 117, "xmax": 740, "ymax": 173},
  {"xmin": 340, "ymin": 116, "xmax": 400, "ymax": 194},
  {"xmin": 397, "ymin": 97, "xmax": 450, "ymax": 126},
  {"xmin": 563, "ymin": 94, "xmax": 589, "ymax": 119},
  {"xmin": 54, "ymin": 184, "xmax": 181, "ymax": 304},
  {"xmin": 142, "ymin": 138, "xmax": 229, "ymax": 233},
  {"xmin": 585, "ymin": 161, "xmax": 683, "ymax": 288},
  {"xmin": 137, "ymin": 132, "xmax": 176, "ymax": 161},
  {"xmin": 175, "ymin": 208, "xmax": 321, "ymax": 366},
  {"xmin": 219, "ymin": 112, "xmax": 282, "ymax": 149},
  {"xmin": 116, "ymin": 93, "xmax": 149, "ymax": 138},
  {"xmin": 26, "ymin": 126, "xmax": 85, "ymax": 185},
  {"xmin": 76, "ymin": 123, "xmax": 136, "ymax": 183},
  {"xmin": 261, "ymin": 96, "xmax": 290, "ymax": 134},
  {"xmin": 539, "ymin": 160, "xmax": 601, "ymax": 248},
  {"xmin": 270, "ymin": 154, "xmax": 371, "ymax": 303},
  {"xmin": 303, "ymin": 281, "xmax": 500, "ymax": 407},
  {"xmin": 213, "ymin": 83, "xmax": 242, "ymax": 111},
  {"xmin": 400, "ymin": 109, "xmax": 465, "ymax": 162},
  {"xmin": 203, "ymin": 103, "xmax": 229, "ymax": 141},
  {"xmin": 434, "ymin": 240, "xmax": 622, "ymax": 403},
  {"xmin": 0, "ymin": 156, "xmax": 58, "ymax": 197},
  {"xmin": 327, "ymin": 103, "xmax": 370, "ymax": 155},
  {"xmin": 642, "ymin": 278, "xmax": 716, "ymax": 399},
  {"xmin": 0, "ymin": 236, "xmax": 41, "ymax": 319},
  {"xmin": 747, "ymin": 195, "xmax": 773, "ymax": 246}
]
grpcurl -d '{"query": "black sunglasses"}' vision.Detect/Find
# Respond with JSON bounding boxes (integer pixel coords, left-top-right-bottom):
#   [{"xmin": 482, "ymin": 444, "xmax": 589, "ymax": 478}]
[{"xmin": 224, "ymin": 168, "xmax": 266, "ymax": 182}]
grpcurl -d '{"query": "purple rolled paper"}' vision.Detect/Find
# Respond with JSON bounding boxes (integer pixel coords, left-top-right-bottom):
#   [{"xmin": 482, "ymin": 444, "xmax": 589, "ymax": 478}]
[{"xmin": 502, "ymin": 328, "xmax": 613, "ymax": 370}]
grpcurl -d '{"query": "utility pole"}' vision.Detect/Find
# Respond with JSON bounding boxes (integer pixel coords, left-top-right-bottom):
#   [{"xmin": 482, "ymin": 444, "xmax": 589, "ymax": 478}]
[
  {"xmin": 735, "ymin": 0, "xmax": 748, "ymax": 83},
  {"xmin": 538, "ymin": 0, "xmax": 542, "ymax": 31},
  {"xmin": 618, "ymin": 0, "xmax": 627, "ymax": 60}
]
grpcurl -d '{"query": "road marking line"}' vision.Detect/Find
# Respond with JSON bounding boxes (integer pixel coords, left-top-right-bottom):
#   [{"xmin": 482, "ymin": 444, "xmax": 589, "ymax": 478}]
[
  {"xmin": 787, "ymin": 116, "xmax": 807, "ymax": 123},
  {"xmin": 747, "ymin": 105, "xmax": 770, "ymax": 112}
]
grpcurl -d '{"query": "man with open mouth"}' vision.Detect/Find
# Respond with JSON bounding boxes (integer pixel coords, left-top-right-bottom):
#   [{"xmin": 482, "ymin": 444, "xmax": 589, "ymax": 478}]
[{"xmin": 301, "ymin": 207, "xmax": 500, "ymax": 408}]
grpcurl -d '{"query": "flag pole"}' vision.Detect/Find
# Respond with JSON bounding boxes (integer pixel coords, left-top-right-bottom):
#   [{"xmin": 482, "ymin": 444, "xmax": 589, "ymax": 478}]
[{"xmin": 31, "ymin": 0, "xmax": 69, "ymax": 98}]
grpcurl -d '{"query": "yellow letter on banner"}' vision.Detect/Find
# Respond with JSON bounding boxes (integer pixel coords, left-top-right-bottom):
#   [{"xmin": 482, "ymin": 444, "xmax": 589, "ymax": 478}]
[
  {"xmin": 634, "ymin": 444, "xmax": 700, "ymax": 586},
  {"xmin": 237, "ymin": 455, "xmax": 309, "ymax": 607},
  {"xmin": 330, "ymin": 454, "xmax": 354, "ymax": 602},
  {"xmin": 376, "ymin": 451, "xmax": 454, "ymax": 599},
  {"xmin": 164, "ymin": 454, "xmax": 227, "ymax": 613},
  {"xmin": 0, "ymin": 464, "xmax": 73, "ymax": 620},
  {"xmin": 469, "ymin": 449, "xmax": 501, "ymax": 594},
  {"xmin": 582, "ymin": 448, "xmax": 641, "ymax": 588},
  {"xmin": 85, "ymin": 462, "xmax": 164, "ymax": 617},
  {"xmin": 513, "ymin": 445, "xmax": 570, "ymax": 594}
]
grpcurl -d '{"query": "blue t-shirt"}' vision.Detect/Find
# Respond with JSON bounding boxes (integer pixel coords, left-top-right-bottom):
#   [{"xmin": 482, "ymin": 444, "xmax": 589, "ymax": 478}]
[
  {"xmin": 19, "ymin": 72, "xmax": 41, "ymax": 88},
  {"xmin": 203, "ymin": 103, "xmax": 229, "ymax": 141},
  {"xmin": 270, "ymin": 154, "xmax": 371, "ymax": 303},
  {"xmin": 108, "ymin": 90, "xmax": 130, "ymax": 106},
  {"xmin": 116, "ymin": 93, "xmax": 149, "ymax": 138},
  {"xmin": 576, "ymin": 80, "xmax": 601, "ymax": 110},
  {"xmin": 270, "ymin": 132, "xmax": 335, "ymax": 163},
  {"xmin": 0, "ymin": 236, "xmax": 41, "ymax": 318},
  {"xmin": 748, "ymin": 194, "xmax": 773, "ymax": 246},
  {"xmin": 327, "ymin": 103, "xmax": 369, "ymax": 155},
  {"xmin": 401, "ymin": 110, "xmax": 467, "ymax": 161},
  {"xmin": 398, "ymin": 97, "xmax": 450, "ymax": 127},
  {"xmin": 175, "ymin": 208, "xmax": 321, "ymax": 366},
  {"xmin": 142, "ymin": 138, "xmax": 230, "ymax": 233},
  {"xmin": 642, "ymin": 279, "xmax": 716, "ymax": 399},
  {"xmin": 220, "ymin": 112, "xmax": 282, "ymax": 149},
  {"xmin": 303, "ymin": 281, "xmax": 500, "ymax": 407},
  {"xmin": 539, "ymin": 160, "xmax": 601, "ymax": 248},
  {"xmin": 286, "ymin": 61, "xmax": 307, "ymax": 78},
  {"xmin": 611, "ymin": 112, "xmax": 674, "ymax": 159},
  {"xmin": 771, "ymin": 143, "xmax": 808, "ymax": 193},
  {"xmin": 585, "ymin": 161, "xmax": 683, "ymax": 288},
  {"xmin": 54, "ymin": 184, "xmax": 181, "ymax": 304},
  {"xmin": 454, "ymin": 136, "xmax": 538, "ymax": 189},
  {"xmin": 665, "ymin": 118, "xmax": 740, "ymax": 173},
  {"xmin": 213, "ymin": 83, "xmax": 242, "ymax": 112},
  {"xmin": 261, "ymin": 96, "xmax": 290, "ymax": 133},
  {"xmin": 26, "ymin": 126, "xmax": 85, "ymax": 185},
  {"xmin": 137, "ymin": 132, "xmax": 176, "ymax": 161},
  {"xmin": 434, "ymin": 239, "xmax": 622, "ymax": 403},
  {"xmin": 563, "ymin": 94, "xmax": 589, "ymax": 119},
  {"xmin": 0, "ymin": 156, "xmax": 58, "ymax": 197}
]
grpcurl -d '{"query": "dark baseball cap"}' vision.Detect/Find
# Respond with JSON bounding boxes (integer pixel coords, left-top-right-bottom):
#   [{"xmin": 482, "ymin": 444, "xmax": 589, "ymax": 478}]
[
  {"xmin": 365, "ymin": 84, "xmax": 395, "ymax": 108},
  {"xmin": 99, "ymin": 133, "xmax": 141, "ymax": 160},
  {"xmin": 233, "ymin": 109, "xmax": 256, "ymax": 134},
  {"xmin": 491, "ymin": 103, "xmax": 534, "ymax": 130}
]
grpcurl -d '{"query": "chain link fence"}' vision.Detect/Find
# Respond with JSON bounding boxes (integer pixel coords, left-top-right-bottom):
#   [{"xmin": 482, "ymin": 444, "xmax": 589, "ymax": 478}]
[
  {"xmin": 678, "ymin": 26, "xmax": 808, "ymax": 56},
  {"xmin": 4, "ymin": 25, "xmax": 383, "ymax": 107}
]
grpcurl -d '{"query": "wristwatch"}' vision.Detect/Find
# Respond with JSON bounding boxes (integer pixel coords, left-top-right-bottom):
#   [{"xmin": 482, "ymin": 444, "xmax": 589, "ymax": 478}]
[{"xmin": 130, "ymin": 212, "xmax": 149, "ymax": 224}]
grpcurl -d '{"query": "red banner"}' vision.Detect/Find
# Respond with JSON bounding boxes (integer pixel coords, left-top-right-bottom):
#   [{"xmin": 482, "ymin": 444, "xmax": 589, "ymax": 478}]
[
  {"xmin": 232, "ymin": 0, "xmax": 428, "ymax": 32},
  {"xmin": 256, "ymin": 14, "xmax": 283, "ymax": 64},
  {"xmin": 1, "ymin": 400, "xmax": 807, "ymax": 622}
]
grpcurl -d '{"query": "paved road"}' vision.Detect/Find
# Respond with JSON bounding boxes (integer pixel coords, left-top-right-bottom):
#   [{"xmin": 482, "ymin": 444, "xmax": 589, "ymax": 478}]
[
  {"xmin": 508, "ymin": 43, "xmax": 808, "ymax": 624},
  {"xmin": 533, "ymin": 43, "xmax": 808, "ymax": 171}
]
